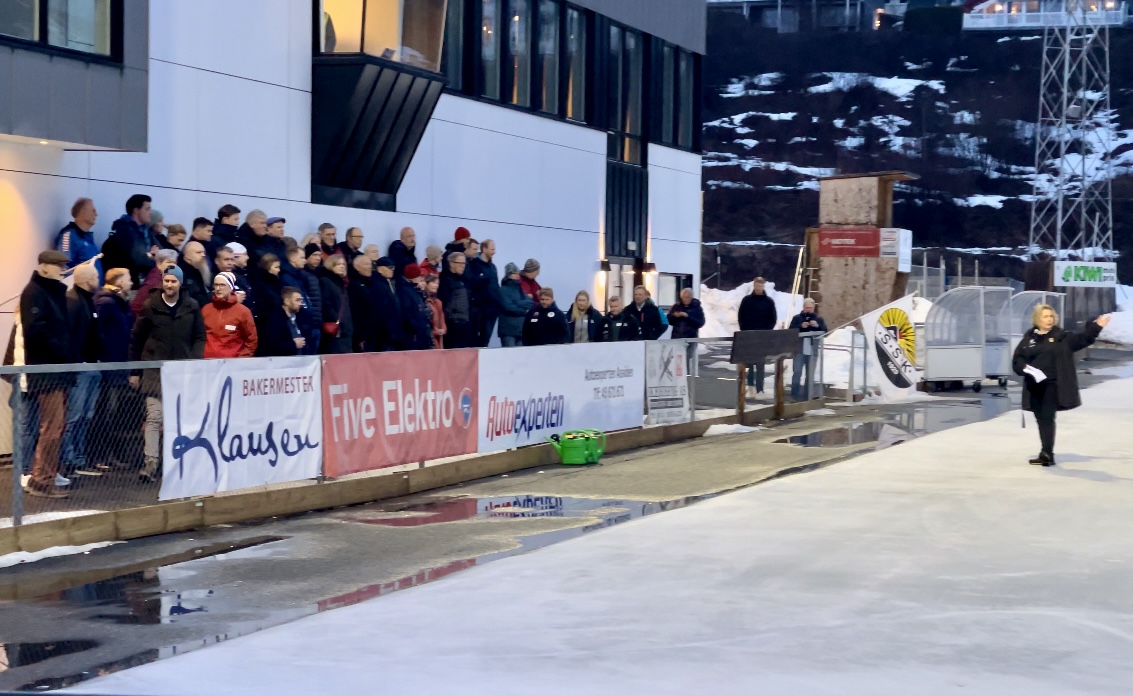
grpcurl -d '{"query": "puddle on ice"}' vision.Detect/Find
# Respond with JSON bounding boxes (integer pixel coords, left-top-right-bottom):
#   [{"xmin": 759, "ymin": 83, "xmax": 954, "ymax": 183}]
[{"xmin": 774, "ymin": 398, "xmax": 1015, "ymax": 449}]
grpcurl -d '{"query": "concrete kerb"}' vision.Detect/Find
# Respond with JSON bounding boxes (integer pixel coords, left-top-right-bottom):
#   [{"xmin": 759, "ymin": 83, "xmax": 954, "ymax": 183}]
[{"xmin": 0, "ymin": 398, "xmax": 827, "ymax": 555}]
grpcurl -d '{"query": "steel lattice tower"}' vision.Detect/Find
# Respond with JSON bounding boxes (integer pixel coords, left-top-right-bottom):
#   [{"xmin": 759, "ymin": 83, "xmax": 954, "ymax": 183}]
[{"xmin": 1028, "ymin": 2, "xmax": 1115, "ymax": 262}]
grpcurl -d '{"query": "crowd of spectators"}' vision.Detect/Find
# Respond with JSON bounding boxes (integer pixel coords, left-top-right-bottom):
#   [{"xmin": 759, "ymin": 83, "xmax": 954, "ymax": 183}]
[{"xmin": 6, "ymin": 194, "xmax": 708, "ymax": 498}]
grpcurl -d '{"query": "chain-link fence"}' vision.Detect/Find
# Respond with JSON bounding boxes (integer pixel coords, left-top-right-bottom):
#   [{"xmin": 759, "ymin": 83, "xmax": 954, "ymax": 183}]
[{"xmin": 1, "ymin": 360, "xmax": 168, "ymax": 528}]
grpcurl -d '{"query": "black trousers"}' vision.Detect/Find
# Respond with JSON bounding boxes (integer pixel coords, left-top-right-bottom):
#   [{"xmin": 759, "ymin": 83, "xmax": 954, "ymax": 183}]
[{"xmin": 1028, "ymin": 380, "xmax": 1059, "ymax": 454}]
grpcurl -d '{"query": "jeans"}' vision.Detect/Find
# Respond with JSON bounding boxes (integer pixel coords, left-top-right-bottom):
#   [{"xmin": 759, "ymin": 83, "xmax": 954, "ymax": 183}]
[
  {"xmin": 791, "ymin": 353, "xmax": 811, "ymax": 400},
  {"xmin": 61, "ymin": 371, "xmax": 101, "ymax": 474},
  {"xmin": 30, "ymin": 389, "xmax": 66, "ymax": 490},
  {"xmin": 144, "ymin": 397, "xmax": 163, "ymax": 474},
  {"xmin": 746, "ymin": 363, "xmax": 766, "ymax": 392},
  {"xmin": 9, "ymin": 385, "xmax": 40, "ymax": 475},
  {"xmin": 478, "ymin": 314, "xmax": 499, "ymax": 348},
  {"xmin": 500, "ymin": 336, "xmax": 523, "ymax": 348}
]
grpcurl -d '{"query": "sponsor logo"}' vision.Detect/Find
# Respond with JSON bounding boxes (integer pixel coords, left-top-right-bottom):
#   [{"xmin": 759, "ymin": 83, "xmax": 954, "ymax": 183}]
[
  {"xmin": 873, "ymin": 308, "xmax": 918, "ymax": 389},
  {"xmin": 484, "ymin": 393, "xmax": 567, "ymax": 442},
  {"xmin": 327, "ymin": 379, "xmax": 469, "ymax": 442}
]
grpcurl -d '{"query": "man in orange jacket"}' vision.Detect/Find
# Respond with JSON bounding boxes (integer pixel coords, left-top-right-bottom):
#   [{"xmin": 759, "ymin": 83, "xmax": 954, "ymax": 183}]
[{"xmin": 202, "ymin": 271, "xmax": 258, "ymax": 358}]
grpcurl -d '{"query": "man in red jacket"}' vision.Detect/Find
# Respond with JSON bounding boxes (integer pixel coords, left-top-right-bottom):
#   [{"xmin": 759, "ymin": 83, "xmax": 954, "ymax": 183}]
[{"xmin": 201, "ymin": 272, "xmax": 258, "ymax": 358}]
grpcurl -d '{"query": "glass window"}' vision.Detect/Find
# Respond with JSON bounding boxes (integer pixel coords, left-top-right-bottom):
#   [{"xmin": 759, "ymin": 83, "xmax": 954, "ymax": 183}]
[
  {"xmin": 321, "ymin": 0, "xmax": 363, "ymax": 53},
  {"xmin": 48, "ymin": 0, "xmax": 110, "ymax": 56},
  {"xmin": 607, "ymin": 25, "xmax": 622, "ymax": 131},
  {"xmin": 401, "ymin": 0, "xmax": 448, "ymax": 70},
  {"xmin": 565, "ymin": 7, "xmax": 585, "ymax": 121},
  {"xmin": 363, "ymin": 0, "xmax": 402, "ymax": 61},
  {"xmin": 481, "ymin": 0, "xmax": 500, "ymax": 98},
  {"xmin": 678, "ymin": 50, "xmax": 694, "ymax": 149},
  {"xmin": 661, "ymin": 43, "xmax": 675, "ymax": 145},
  {"xmin": 441, "ymin": 0, "xmax": 464, "ymax": 89},
  {"xmin": 537, "ymin": 0, "xmax": 558, "ymax": 114},
  {"xmin": 0, "ymin": 0, "xmax": 36, "ymax": 41},
  {"xmin": 507, "ymin": 0, "xmax": 530, "ymax": 106},
  {"xmin": 624, "ymin": 30, "xmax": 642, "ymax": 137}
]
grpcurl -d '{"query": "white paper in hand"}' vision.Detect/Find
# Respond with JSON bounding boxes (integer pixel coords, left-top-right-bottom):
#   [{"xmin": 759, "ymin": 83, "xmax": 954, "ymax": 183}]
[{"xmin": 1023, "ymin": 365, "xmax": 1047, "ymax": 383}]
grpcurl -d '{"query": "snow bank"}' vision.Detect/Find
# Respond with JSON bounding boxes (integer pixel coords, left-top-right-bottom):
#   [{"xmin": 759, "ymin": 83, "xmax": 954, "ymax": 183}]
[
  {"xmin": 808, "ymin": 72, "xmax": 945, "ymax": 102},
  {"xmin": 703, "ymin": 424, "xmax": 764, "ymax": 437},
  {"xmin": 0, "ymin": 541, "xmax": 120, "ymax": 569},
  {"xmin": 1100, "ymin": 310, "xmax": 1133, "ymax": 346},
  {"xmin": 700, "ymin": 281, "xmax": 805, "ymax": 339}
]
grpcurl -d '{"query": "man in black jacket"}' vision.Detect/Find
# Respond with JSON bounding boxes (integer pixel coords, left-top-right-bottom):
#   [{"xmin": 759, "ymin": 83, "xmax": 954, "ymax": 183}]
[
  {"xmin": 101, "ymin": 194, "xmax": 157, "ymax": 286},
  {"xmin": 129, "ymin": 265, "xmax": 206, "ymax": 482},
  {"xmin": 788, "ymin": 298, "xmax": 828, "ymax": 401},
  {"xmin": 629, "ymin": 286, "xmax": 664, "ymax": 341},
  {"xmin": 469, "ymin": 239, "xmax": 502, "ymax": 347},
  {"xmin": 91, "ymin": 268, "xmax": 138, "ymax": 472},
  {"xmin": 523, "ymin": 288, "xmax": 570, "ymax": 346},
  {"xmin": 398, "ymin": 264, "xmax": 433, "ymax": 350},
  {"xmin": 439, "ymin": 252, "xmax": 473, "ymax": 348},
  {"xmin": 257, "ymin": 287, "xmax": 306, "ymax": 357},
  {"xmin": 19, "ymin": 251, "xmax": 74, "ymax": 498},
  {"xmin": 61, "ymin": 265, "xmax": 104, "ymax": 479},
  {"xmin": 668, "ymin": 288, "xmax": 706, "ymax": 340},
  {"xmin": 737, "ymin": 277, "xmax": 777, "ymax": 396},
  {"xmin": 179, "ymin": 241, "xmax": 212, "ymax": 308},
  {"xmin": 347, "ymin": 255, "xmax": 380, "ymax": 353},
  {"xmin": 601, "ymin": 296, "xmax": 642, "ymax": 342},
  {"xmin": 372, "ymin": 257, "xmax": 404, "ymax": 351},
  {"xmin": 210, "ymin": 204, "xmax": 241, "ymax": 260},
  {"xmin": 388, "ymin": 227, "xmax": 417, "ymax": 277}
]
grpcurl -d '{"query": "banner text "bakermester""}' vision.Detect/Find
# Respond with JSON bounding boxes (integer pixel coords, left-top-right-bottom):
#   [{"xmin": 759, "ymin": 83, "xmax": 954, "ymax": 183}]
[{"xmin": 243, "ymin": 375, "xmax": 317, "ymax": 397}]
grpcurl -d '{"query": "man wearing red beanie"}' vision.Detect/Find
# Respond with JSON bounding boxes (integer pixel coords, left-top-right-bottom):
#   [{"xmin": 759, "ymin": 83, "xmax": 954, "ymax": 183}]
[{"xmin": 443, "ymin": 226, "xmax": 474, "ymax": 273}]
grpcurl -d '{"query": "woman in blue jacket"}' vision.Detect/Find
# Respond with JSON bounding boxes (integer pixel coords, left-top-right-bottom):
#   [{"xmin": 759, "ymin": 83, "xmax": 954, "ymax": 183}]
[{"xmin": 497, "ymin": 262, "xmax": 533, "ymax": 347}]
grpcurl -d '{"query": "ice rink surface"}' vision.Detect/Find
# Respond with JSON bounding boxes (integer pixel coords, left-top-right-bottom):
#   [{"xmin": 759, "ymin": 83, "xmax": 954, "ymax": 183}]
[{"xmin": 72, "ymin": 378, "xmax": 1133, "ymax": 696}]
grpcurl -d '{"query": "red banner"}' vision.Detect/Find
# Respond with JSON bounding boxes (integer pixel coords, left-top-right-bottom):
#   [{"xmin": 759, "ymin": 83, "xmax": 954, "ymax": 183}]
[
  {"xmin": 817, "ymin": 226, "xmax": 881, "ymax": 258},
  {"xmin": 321, "ymin": 350, "xmax": 479, "ymax": 477}
]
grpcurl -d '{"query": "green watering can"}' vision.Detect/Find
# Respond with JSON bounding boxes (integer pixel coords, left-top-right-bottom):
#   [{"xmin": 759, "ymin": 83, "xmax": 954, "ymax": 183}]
[{"xmin": 548, "ymin": 430, "xmax": 607, "ymax": 465}]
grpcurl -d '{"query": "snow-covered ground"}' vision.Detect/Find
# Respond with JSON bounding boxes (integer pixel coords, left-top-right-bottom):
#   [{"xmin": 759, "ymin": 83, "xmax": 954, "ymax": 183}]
[
  {"xmin": 73, "ymin": 376, "xmax": 1133, "ymax": 696},
  {"xmin": 0, "ymin": 541, "xmax": 120, "ymax": 569}
]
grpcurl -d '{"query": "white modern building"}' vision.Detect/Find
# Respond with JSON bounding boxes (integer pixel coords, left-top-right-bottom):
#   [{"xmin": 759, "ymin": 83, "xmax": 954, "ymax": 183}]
[{"xmin": 0, "ymin": 0, "xmax": 706, "ymax": 345}]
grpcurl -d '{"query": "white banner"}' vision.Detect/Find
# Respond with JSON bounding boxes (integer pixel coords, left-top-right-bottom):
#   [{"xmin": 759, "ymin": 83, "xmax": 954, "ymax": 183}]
[
  {"xmin": 159, "ymin": 356, "xmax": 323, "ymax": 501},
  {"xmin": 645, "ymin": 341, "xmax": 691, "ymax": 425},
  {"xmin": 478, "ymin": 343, "xmax": 645, "ymax": 453},
  {"xmin": 1053, "ymin": 261, "xmax": 1117, "ymax": 288},
  {"xmin": 860, "ymin": 295, "xmax": 919, "ymax": 402}
]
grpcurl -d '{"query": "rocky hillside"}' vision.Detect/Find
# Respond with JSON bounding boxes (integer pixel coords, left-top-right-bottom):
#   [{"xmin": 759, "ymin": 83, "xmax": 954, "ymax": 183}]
[{"xmin": 702, "ymin": 14, "xmax": 1133, "ymax": 289}]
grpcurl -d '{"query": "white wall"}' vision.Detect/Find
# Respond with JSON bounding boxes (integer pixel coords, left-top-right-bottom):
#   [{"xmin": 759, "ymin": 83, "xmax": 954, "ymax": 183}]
[{"xmin": 0, "ymin": 0, "xmax": 702, "ymax": 341}]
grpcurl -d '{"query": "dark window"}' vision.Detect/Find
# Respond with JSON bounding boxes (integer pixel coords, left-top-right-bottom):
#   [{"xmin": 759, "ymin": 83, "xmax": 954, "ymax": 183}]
[
  {"xmin": 441, "ymin": 0, "xmax": 465, "ymax": 89},
  {"xmin": 606, "ymin": 25, "xmax": 622, "ymax": 132},
  {"xmin": 661, "ymin": 43, "xmax": 675, "ymax": 144},
  {"xmin": 604, "ymin": 23, "xmax": 644, "ymax": 166},
  {"xmin": 537, "ymin": 0, "xmax": 558, "ymax": 114},
  {"xmin": 564, "ymin": 6, "xmax": 585, "ymax": 122},
  {"xmin": 1, "ymin": 0, "xmax": 119, "ymax": 60},
  {"xmin": 480, "ymin": 0, "xmax": 501, "ymax": 98},
  {"xmin": 506, "ymin": 0, "xmax": 531, "ymax": 106},
  {"xmin": 677, "ymin": 49, "xmax": 694, "ymax": 149}
]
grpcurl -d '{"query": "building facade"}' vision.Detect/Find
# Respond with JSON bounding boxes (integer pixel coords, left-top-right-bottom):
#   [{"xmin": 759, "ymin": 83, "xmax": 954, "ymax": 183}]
[{"xmin": 0, "ymin": 0, "xmax": 706, "ymax": 346}]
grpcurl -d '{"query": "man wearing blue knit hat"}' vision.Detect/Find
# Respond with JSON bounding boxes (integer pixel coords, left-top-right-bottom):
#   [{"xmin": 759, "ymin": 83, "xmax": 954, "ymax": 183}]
[{"xmin": 128, "ymin": 262, "xmax": 205, "ymax": 483}]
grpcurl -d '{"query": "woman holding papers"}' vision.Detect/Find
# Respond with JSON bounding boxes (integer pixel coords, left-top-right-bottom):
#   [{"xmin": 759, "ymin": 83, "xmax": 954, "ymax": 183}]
[{"xmin": 1012, "ymin": 305, "xmax": 1111, "ymax": 466}]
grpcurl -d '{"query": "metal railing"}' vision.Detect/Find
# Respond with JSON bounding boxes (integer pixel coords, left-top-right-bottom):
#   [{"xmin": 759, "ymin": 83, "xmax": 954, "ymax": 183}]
[{"xmin": 963, "ymin": 5, "xmax": 1127, "ymax": 28}]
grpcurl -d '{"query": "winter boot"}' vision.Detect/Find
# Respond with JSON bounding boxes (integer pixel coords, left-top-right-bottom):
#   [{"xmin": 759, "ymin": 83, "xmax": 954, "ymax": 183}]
[
  {"xmin": 140, "ymin": 457, "xmax": 160, "ymax": 483},
  {"xmin": 1030, "ymin": 451, "xmax": 1055, "ymax": 467}
]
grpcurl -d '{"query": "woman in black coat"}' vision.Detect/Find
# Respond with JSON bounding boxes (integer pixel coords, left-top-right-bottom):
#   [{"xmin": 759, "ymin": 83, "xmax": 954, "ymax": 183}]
[
  {"xmin": 567, "ymin": 290, "xmax": 604, "ymax": 343},
  {"xmin": 318, "ymin": 255, "xmax": 354, "ymax": 355},
  {"xmin": 1011, "ymin": 304, "xmax": 1111, "ymax": 466}
]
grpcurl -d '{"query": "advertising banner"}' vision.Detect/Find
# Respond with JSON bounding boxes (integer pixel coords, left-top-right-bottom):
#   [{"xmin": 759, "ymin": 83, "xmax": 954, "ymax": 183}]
[
  {"xmin": 645, "ymin": 341, "xmax": 691, "ymax": 425},
  {"xmin": 159, "ymin": 356, "xmax": 323, "ymax": 501},
  {"xmin": 321, "ymin": 350, "xmax": 478, "ymax": 477},
  {"xmin": 817, "ymin": 227, "xmax": 881, "ymax": 258},
  {"xmin": 478, "ymin": 343, "xmax": 645, "ymax": 453},
  {"xmin": 860, "ymin": 295, "xmax": 919, "ymax": 402},
  {"xmin": 1053, "ymin": 261, "xmax": 1117, "ymax": 288},
  {"xmin": 880, "ymin": 228, "xmax": 913, "ymax": 272}
]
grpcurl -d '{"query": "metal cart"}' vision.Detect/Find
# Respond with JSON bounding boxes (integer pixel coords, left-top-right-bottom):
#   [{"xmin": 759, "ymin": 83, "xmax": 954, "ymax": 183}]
[{"xmin": 923, "ymin": 287, "xmax": 986, "ymax": 392}]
